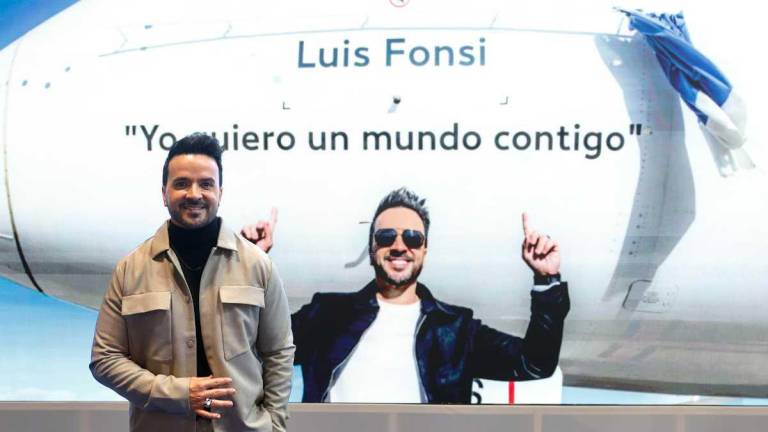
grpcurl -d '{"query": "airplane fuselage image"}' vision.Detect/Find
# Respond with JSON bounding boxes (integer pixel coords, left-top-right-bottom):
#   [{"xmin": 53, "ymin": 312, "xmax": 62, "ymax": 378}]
[{"xmin": 1, "ymin": 0, "xmax": 767, "ymax": 398}]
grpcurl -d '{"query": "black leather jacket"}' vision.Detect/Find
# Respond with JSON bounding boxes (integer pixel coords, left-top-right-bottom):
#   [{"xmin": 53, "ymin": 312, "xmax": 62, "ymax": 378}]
[{"xmin": 292, "ymin": 280, "xmax": 569, "ymax": 403}]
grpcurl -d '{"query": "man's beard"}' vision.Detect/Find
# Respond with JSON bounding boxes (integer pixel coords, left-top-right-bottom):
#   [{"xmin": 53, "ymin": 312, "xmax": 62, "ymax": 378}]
[
  {"xmin": 169, "ymin": 199, "xmax": 215, "ymax": 229},
  {"xmin": 373, "ymin": 258, "xmax": 423, "ymax": 288}
]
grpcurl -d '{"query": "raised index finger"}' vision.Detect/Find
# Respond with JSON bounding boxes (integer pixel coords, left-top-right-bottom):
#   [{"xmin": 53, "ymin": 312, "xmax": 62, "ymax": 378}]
[
  {"xmin": 269, "ymin": 207, "xmax": 278, "ymax": 227},
  {"xmin": 522, "ymin": 212, "xmax": 530, "ymax": 235}
]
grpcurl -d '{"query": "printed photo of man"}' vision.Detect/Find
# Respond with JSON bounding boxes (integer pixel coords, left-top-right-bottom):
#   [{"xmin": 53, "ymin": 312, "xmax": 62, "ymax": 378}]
[{"xmin": 244, "ymin": 187, "xmax": 569, "ymax": 403}]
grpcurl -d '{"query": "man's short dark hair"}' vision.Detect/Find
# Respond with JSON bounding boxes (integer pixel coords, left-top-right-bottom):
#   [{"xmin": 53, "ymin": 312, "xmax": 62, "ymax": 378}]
[
  {"xmin": 162, "ymin": 133, "xmax": 223, "ymax": 186},
  {"xmin": 368, "ymin": 187, "xmax": 431, "ymax": 254}
]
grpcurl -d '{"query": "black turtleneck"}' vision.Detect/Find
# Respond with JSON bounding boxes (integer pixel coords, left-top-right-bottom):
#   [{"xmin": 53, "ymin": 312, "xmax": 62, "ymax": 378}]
[{"xmin": 168, "ymin": 217, "xmax": 221, "ymax": 377}]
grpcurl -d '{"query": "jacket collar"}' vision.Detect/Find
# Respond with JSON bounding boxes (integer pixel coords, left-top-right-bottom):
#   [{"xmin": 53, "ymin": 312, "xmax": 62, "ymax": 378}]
[
  {"xmin": 355, "ymin": 279, "xmax": 459, "ymax": 317},
  {"xmin": 150, "ymin": 218, "xmax": 238, "ymax": 259},
  {"xmin": 353, "ymin": 280, "xmax": 381, "ymax": 310}
]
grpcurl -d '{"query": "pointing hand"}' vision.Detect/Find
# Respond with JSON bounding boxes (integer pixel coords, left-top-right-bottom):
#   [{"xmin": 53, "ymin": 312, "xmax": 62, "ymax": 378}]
[
  {"xmin": 241, "ymin": 207, "xmax": 278, "ymax": 253},
  {"xmin": 521, "ymin": 212, "xmax": 560, "ymax": 276}
]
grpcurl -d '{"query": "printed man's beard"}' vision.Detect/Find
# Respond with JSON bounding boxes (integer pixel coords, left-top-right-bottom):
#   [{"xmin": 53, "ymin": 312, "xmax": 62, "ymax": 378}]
[{"xmin": 373, "ymin": 259, "xmax": 423, "ymax": 288}]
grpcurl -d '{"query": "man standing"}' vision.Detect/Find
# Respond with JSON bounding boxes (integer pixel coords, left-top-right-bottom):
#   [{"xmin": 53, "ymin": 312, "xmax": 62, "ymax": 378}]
[
  {"xmin": 91, "ymin": 133, "xmax": 294, "ymax": 431},
  {"xmin": 261, "ymin": 187, "xmax": 569, "ymax": 403}
]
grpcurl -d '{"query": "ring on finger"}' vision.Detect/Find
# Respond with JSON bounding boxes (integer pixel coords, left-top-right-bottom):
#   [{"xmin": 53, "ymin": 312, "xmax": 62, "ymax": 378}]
[{"xmin": 203, "ymin": 398, "xmax": 213, "ymax": 412}]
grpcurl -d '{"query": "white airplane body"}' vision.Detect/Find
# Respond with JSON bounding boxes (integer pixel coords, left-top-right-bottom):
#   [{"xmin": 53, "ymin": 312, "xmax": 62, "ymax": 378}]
[{"xmin": 1, "ymin": 0, "xmax": 767, "ymax": 397}]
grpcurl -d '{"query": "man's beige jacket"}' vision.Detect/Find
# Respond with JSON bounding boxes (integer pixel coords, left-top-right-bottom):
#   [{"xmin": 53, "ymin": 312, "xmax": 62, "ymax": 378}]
[{"xmin": 91, "ymin": 220, "xmax": 295, "ymax": 432}]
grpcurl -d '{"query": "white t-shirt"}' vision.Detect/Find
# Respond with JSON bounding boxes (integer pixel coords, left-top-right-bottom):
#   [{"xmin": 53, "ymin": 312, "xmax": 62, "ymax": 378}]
[{"xmin": 329, "ymin": 299, "xmax": 423, "ymax": 403}]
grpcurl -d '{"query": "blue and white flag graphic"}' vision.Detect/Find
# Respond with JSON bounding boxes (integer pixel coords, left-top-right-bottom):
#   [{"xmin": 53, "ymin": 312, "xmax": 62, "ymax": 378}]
[{"xmin": 620, "ymin": 9, "xmax": 753, "ymax": 173}]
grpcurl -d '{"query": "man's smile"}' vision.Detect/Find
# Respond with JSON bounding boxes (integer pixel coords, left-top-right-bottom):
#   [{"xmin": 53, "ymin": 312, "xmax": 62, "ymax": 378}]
[
  {"xmin": 182, "ymin": 202, "xmax": 207, "ymax": 210},
  {"xmin": 386, "ymin": 256, "xmax": 413, "ymax": 271}
]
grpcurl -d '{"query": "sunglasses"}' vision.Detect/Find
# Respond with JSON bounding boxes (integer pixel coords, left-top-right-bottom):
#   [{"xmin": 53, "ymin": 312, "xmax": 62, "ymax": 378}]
[{"xmin": 374, "ymin": 229, "xmax": 426, "ymax": 249}]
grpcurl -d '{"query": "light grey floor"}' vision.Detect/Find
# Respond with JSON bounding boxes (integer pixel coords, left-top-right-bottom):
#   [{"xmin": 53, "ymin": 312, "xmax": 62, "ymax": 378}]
[{"xmin": 2, "ymin": 403, "xmax": 768, "ymax": 432}]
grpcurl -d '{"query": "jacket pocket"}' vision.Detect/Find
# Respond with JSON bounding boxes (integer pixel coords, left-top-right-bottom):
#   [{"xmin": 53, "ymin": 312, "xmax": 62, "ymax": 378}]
[
  {"xmin": 220, "ymin": 285, "xmax": 264, "ymax": 360},
  {"xmin": 121, "ymin": 291, "xmax": 172, "ymax": 363}
]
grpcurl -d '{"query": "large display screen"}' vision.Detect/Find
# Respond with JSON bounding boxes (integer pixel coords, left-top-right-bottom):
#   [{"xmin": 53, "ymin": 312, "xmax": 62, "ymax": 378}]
[{"xmin": 1, "ymin": 0, "xmax": 767, "ymax": 405}]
